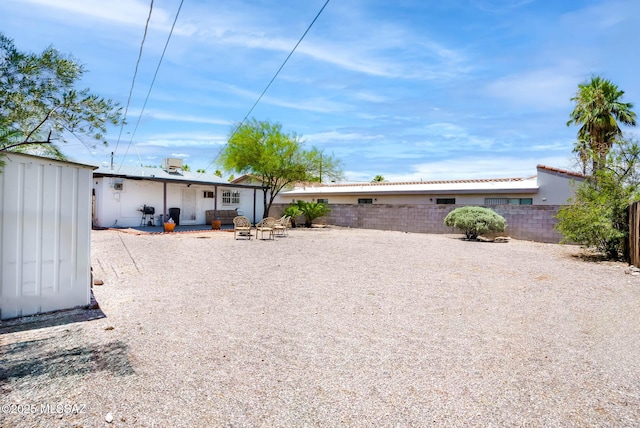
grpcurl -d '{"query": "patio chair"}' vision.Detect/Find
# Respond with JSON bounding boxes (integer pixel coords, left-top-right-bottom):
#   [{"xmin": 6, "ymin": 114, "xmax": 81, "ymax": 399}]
[
  {"xmin": 273, "ymin": 215, "xmax": 290, "ymax": 237},
  {"xmin": 233, "ymin": 216, "xmax": 252, "ymax": 240},
  {"xmin": 256, "ymin": 217, "xmax": 276, "ymax": 240}
]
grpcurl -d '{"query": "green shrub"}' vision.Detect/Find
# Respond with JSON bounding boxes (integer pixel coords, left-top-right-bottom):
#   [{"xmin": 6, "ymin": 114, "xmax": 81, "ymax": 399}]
[
  {"xmin": 555, "ymin": 138, "xmax": 640, "ymax": 260},
  {"xmin": 296, "ymin": 200, "xmax": 331, "ymax": 227},
  {"xmin": 444, "ymin": 206, "xmax": 507, "ymax": 240},
  {"xmin": 283, "ymin": 204, "xmax": 303, "ymax": 228}
]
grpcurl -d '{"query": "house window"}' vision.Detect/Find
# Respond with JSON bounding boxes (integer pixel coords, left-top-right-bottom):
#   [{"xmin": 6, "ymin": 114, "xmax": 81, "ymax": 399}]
[
  {"xmin": 222, "ymin": 190, "xmax": 240, "ymax": 205},
  {"xmin": 514, "ymin": 198, "xmax": 533, "ymax": 205},
  {"xmin": 485, "ymin": 197, "xmax": 508, "ymax": 205},
  {"xmin": 203, "ymin": 191, "xmax": 214, "ymax": 198},
  {"xmin": 317, "ymin": 198, "xmax": 329, "ymax": 204},
  {"xmin": 485, "ymin": 198, "xmax": 533, "ymax": 205},
  {"xmin": 436, "ymin": 198, "xmax": 456, "ymax": 204},
  {"xmin": 358, "ymin": 198, "xmax": 373, "ymax": 204}
]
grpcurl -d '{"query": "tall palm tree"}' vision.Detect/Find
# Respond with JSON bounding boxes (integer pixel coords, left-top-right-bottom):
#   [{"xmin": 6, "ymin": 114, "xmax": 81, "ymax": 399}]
[{"xmin": 567, "ymin": 76, "xmax": 637, "ymax": 173}]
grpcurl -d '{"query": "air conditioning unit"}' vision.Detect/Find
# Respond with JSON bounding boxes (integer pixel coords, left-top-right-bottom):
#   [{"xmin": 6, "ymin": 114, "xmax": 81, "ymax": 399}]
[
  {"xmin": 113, "ymin": 182, "xmax": 124, "ymax": 191},
  {"xmin": 162, "ymin": 158, "xmax": 183, "ymax": 170}
]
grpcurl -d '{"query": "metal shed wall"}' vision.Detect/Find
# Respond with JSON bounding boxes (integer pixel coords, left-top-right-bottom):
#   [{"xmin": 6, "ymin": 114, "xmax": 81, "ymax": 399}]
[{"xmin": 0, "ymin": 153, "xmax": 94, "ymax": 320}]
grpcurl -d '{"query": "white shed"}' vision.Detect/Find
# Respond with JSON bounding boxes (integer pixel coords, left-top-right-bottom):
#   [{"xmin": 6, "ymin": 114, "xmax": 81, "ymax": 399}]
[{"xmin": 0, "ymin": 152, "xmax": 95, "ymax": 320}]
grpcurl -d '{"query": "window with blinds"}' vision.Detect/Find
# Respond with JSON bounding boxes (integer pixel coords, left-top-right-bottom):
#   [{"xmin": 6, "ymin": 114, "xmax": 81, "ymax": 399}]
[{"xmin": 485, "ymin": 198, "xmax": 533, "ymax": 205}]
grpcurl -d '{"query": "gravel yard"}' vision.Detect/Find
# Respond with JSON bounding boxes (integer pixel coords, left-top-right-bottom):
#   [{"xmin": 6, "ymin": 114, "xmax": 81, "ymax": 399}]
[{"xmin": 2, "ymin": 227, "xmax": 640, "ymax": 427}]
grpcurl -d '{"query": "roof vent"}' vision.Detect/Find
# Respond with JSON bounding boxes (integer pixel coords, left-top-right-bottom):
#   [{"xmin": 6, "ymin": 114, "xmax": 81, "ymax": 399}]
[{"xmin": 162, "ymin": 157, "xmax": 183, "ymax": 172}]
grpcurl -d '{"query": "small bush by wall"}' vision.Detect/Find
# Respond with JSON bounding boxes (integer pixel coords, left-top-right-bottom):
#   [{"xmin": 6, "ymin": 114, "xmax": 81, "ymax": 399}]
[{"xmin": 444, "ymin": 206, "xmax": 506, "ymax": 239}]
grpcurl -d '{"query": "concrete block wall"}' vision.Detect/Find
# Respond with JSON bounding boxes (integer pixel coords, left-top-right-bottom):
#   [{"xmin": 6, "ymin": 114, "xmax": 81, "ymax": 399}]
[{"xmin": 271, "ymin": 203, "xmax": 565, "ymax": 243}]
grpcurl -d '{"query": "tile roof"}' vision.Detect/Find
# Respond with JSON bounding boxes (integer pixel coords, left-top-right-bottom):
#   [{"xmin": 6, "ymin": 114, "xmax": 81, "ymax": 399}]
[
  {"xmin": 283, "ymin": 176, "xmax": 539, "ymax": 195},
  {"xmin": 304, "ymin": 176, "xmax": 527, "ymax": 188},
  {"xmin": 536, "ymin": 164, "xmax": 586, "ymax": 179}
]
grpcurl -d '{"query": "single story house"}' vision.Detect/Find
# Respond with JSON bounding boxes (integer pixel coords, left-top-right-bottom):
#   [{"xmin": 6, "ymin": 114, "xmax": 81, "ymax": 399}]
[
  {"xmin": 1, "ymin": 152, "xmax": 95, "ymax": 319},
  {"xmin": 272, "ymin": 165, "xmax": 585, "ymax": 242},
  {"xmin": 275, "ymin": 165, "xmax": 583, "ymax": 206},
  {"xmin": 93, "ymin": 158, "xmax": 264, "ymax": 228}
]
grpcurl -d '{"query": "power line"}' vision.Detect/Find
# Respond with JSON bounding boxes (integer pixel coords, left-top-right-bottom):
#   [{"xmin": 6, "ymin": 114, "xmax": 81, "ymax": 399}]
[
  {"xmin": 202, "ymin": 0, "xmax": 331, "ymax": 174},
  {"xmin": 112, "ymin": 0, "xmax": 154, "ymax": 164},
  {"xmin": 119, "ymin": 0, "xmax": 185, "ymax": 170}
]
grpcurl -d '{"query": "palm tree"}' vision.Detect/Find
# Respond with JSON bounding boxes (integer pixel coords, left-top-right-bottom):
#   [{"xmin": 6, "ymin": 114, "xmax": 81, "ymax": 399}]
[
  {"xmin": 372, "ymin": 175, "xmax": 385, "ymax": 182},
  {"xmin": 567, "ymin": 76, "xmax": 637, "ymax": 173},
  {"xmin": 572, "ymin": 137, "xmax": 592, "ymax": 176}
]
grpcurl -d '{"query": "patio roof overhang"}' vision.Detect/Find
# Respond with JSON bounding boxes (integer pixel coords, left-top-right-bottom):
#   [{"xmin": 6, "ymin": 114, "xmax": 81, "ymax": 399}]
[{"xmin": 93, "ymin": 171, "xmax": 263, "ymax": 190}]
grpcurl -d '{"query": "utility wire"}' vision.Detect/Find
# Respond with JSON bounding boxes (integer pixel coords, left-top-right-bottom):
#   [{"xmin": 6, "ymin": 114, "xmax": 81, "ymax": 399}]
[
  {"xmin": 202, "ymin": 0, "xmax": 331, "ymax": 174},
  {"xmin": 119, "ymin": 0, "xmax": 185, "ymax": 170},
  {"xmin": 112, "ymin": 0, "xmax": 154, "ymax": 165}
]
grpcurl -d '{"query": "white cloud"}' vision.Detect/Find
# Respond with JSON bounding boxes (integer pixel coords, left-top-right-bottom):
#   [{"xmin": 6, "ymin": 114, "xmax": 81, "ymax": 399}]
[
  {"xmin": 128, "ymin": 109, "xmax": 232, "ymax": 126},
  {"xmin": 385, "ymin": 155, "xmax": 575, "ymax": 182},
  {"xmin": 420, "ymin": 123, "xmax": 498, "ymax": 151},
  {"xmin": 305, "ymin": 131, "xmax": 385, "ymax": 144},
  {"xmin": 16, "ymin": 0, "xmax": 170, "ymax": 28},
  {"xmin": 484, "ymin": 68, "xmax": 580, "ymax": 110},
  {"xmin": 470, "ymin": 0, "xmax": 534, "ymax": 13},
  {"xmin": 137, "ymin": 138, "xmax": 222, "ymax": 148}
]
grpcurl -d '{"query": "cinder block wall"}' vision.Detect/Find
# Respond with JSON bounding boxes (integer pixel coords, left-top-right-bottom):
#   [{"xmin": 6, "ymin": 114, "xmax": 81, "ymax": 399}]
[{"xmin": 271, "ymin": 203, "xmax": 565, "ymax": 243}]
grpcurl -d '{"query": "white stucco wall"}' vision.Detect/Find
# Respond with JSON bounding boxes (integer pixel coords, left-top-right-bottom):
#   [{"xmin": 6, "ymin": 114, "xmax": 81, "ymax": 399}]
[
  {"xmin": 1, "ymin": 153, "xmax": 93, "ymax": 320},
  {"xmin": 535, "ymin": 167, "xmax": 583, "ymax": 205},
  {"xmin": 93, "ymin": 177, "xmax": 264, "ymax": 227}
]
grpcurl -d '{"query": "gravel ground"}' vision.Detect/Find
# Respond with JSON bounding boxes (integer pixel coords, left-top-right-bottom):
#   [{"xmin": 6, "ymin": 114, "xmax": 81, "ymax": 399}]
[{"xmin": 2, "ymin": 227, "xmax": 640, "ymax": 427}]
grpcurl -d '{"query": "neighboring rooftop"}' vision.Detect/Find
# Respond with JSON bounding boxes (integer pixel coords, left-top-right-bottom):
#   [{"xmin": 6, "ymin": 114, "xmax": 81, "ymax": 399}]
[
  {"xmin": 281, "ymin": 165, "xmax": 584, "ymax": 196},
  {"xmin": 536, "ymin": 164, "xmax": 586, "ymax": 179}
]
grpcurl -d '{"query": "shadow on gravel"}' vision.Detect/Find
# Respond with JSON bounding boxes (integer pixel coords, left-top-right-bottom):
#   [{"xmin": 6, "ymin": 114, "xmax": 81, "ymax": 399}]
[
  {"xmin": 571, "ymin": 252, "xmax": 622, "ymax": 263},
  {"xmin": 0, "ymin": 339, "xmax": 135, "ymax": 385},
  {"xmin": 0, "ymin": 293, "xmax": 106, "ymax": 335}
]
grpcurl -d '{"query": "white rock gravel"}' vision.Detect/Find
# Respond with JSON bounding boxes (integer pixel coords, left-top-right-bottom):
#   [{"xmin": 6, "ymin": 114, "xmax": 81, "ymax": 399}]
[{"xmin": 2, "ymin": 227, "xmax": 640, "ymax": 427}]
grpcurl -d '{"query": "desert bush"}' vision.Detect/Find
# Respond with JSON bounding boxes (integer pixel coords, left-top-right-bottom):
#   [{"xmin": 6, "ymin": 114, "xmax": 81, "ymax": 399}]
[
  {"xmin": 444, "ymin": 206, "xmax": 507, "ymax": 240},
  {"xmin": 555, "ymin": 139, "xmax": 640, "ymax": 259}
]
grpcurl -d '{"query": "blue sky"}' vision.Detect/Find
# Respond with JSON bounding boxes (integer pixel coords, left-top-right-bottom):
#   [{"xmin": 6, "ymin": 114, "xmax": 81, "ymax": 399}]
[{"xmin": 1, "ymin": 0, "xmax": 638, "ymax": 181}]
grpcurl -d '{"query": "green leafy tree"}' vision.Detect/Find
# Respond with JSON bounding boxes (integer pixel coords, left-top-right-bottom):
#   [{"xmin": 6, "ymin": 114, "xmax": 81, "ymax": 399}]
[
  {"xmin": 567, "ymin": 76, "xmax": 636, "ymax": 173},
  {"xmin": 214, "ymin": 169, "xmax": 223, "ymax": 177},
  {"xmin": 0, "ymin": 123, "xmax": 23, "ymax": 170},
  {"xmin": 219, "ymin": 118, "xmax": 343, "ymax": 216},
  {"xmin": 0, "ymin": 32, "xmax": 122, "ymax": 157},
  {"xmin": 556, "ymin": 138, "xmax": 640, "ymax": 259},
  {"xmin": 182, "ymin": 164, "xmax": 191, "ymax": 172},
  {"xmin": 372, "ymin": 175, "xmax": 385, "ymax": 182},
  {"xmin": 296, "ymin": 200, "xmax": 331, "ymax": 227},
  {"xmin": 444, "ymin": 206, "xmax": 507, "ymax": 240}
]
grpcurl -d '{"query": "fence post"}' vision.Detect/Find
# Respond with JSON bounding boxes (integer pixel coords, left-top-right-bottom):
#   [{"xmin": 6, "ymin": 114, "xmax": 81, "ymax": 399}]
[{"xmin": 629, "ymin": 201, "xmax": 640, "ymax": 267}]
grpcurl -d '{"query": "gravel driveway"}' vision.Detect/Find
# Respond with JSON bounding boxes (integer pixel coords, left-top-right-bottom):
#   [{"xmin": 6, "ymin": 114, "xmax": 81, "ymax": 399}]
[{"xmin": 2, "ymin": 227, "xmax": 640, "ymax": 427}]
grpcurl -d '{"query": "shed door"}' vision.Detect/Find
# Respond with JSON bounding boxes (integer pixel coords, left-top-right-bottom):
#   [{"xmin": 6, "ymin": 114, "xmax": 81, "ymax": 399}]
[{"xmin": 181, "ymin": 188, "xmax": 197, "ymax": 224}]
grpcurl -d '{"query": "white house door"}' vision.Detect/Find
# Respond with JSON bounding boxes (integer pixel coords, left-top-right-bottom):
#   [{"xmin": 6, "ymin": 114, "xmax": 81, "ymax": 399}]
[{"xmin": 181, "ymin": 188, "xmax": 197, "ymax": 224}]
